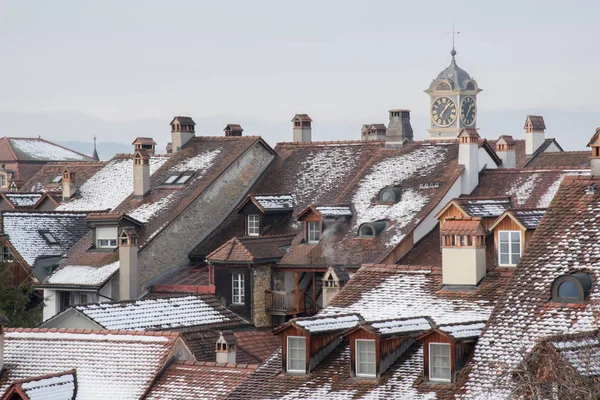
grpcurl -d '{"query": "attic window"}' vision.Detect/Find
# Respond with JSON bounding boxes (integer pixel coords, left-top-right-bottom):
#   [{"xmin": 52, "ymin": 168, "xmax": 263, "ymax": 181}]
[
  {"xmin": 287, "ymin": 336, "xmax": 306, "ymax": 374},
  {"xmin": 586, "ymin": 184, "xmax": 596, "ymax": 195},
  {"xmin": 307, "ymin": 221, "xmax": 321, "ymax": 243},
  {"xmin": 175, "ymin": 174, "xmax": 192, "ymax": 184},
  {"xmin": 164, "ymin": 174, "xmax": 193, "ymax": 185},
  {"xmin": 40, "ymin": 231, "xmax": 58, "ymax": 245},
  {"xmin": 551, "ymin": 273, "xmax": 592, "ymax": 303},
  {"xmin": 429, "ymin": 343, "xmax": 451, "ymax": 382},
  {"xmin": 356, "ymin": 339, "xmax": 376, "ymax": 378},
  {"xmin": 358, "ymin": 221, "xmax": 386, "ymax": 238},
  {"xmin": 164, "ymin": 175, "xmax": 180, "ymax": 184},
  {"xmin": 0, "ymin": 175, "xmax": 6, "ymax": 188},
  {"xmin": 52, "ymin": 174, "xmax": 63, "ymax": 183},
  {"xmin": 378, "ymin": 187, "xmax": 402, "ymax": 203}
]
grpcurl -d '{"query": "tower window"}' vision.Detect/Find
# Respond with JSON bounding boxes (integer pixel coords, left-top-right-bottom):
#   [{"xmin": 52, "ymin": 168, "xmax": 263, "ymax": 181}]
[
  {"xmin": 466, "ymin": 81, "xmax": 476, "ymax": 91},
  {"xmin": 435, "ymin": 81, "xmax": 451, "ymax": 91}
]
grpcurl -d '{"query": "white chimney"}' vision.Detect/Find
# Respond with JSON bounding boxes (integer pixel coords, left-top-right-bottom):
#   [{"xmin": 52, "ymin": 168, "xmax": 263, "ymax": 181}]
[
  {"xmin": 322, "ymin": 266, "xmax": 349, "ymax": 307},
  {"xmin": 441, "ymin": 218, "xmax": 486, "ymax": 286},
  {"xmin": 61, "ymin": 169, "xmax": 76, "ymax": 201},
  {"xmin": 588, "ymin": 128, "xmax": 600, "ymax": 177},
  {"xmin": 525, "ymin": 115, "xmax": 546, "ymax": 156},
  {"xmin": 495, "ymin": 135, "xmax": 517, "ymax": 169},
  {"xmin": 133, "ymin": 150, "xmax": 150, "ymax": 197},
  {"xmin": 170, "ymin": 116, "xmax": 196, "ymax": 153},
  {"xmin": 118, "ymin": 228, "xmax": 139, "ymax": 301},
  {"xmin": 292, "ymin": 114, "xmax": 312, "ymax": 143},
  {"xmin": 216, "ymin": 331, "xmax": 237, "ymax": 364},
  {"xmin": 458, "ymin": 128, "xmax": 480, "ymax": 194}
]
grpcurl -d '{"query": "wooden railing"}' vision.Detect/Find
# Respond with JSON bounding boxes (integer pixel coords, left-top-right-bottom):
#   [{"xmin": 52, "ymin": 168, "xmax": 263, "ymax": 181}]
[{"xmin": 265, "ymin": 289, "xmax": 305, "ymax": 315}]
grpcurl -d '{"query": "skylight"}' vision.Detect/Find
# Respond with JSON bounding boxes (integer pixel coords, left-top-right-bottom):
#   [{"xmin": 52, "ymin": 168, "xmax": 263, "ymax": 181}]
[
  {"xmin": 52, "ymin": 174, "xmax": 62, "ymax": 183},
  {"xmin": 40, "ymin": 231, "xmax": 58, "ymax": 244},
  {"xmin": 164, "ymin": 173, "xmax": 193, "ymax": 185},
  {"xmin": 175, "ymin": 174, "xmax": 192, "ymax": 184},
  {"xmin": 164, "ymin": 175, "xmax": 180, "ymax": 184}
]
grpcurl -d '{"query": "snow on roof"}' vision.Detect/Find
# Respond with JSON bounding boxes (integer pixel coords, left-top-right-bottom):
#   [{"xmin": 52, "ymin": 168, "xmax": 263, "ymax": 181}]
[
  {"xmin": 315, "ymin": 206, "xmax": 353, "ymax": 217},
  {"xmin": 550, "ymin": 335, "xmax": 600, "ymax": 377},
  {"xmin": 352, "ymin": 146, "xmax": 449, "ymax": 247},
  {"xmin": 56, "ymin": 156, "xmax": 168, "ymax": 212},
  {"xmin": 5, "ymin": 193, "xmax": 42, "ymax": 207},
  {"xmin": 459, "ymin": 198, "xmax": 511, "ymax": 218},
  {"xmin": 47, "ymin": 261, "xmax": 119, "ymax": 287},
  {"xmin": 127, "ymin": 149, "xmax": 221, "ymax": 223},
  {"xmin": 370, "ymin": 317, "xmax": 432, "ymax": 335},
  {"xmin": 438, "ymin": 321, "xmax": 486, "ymax": 339},
  {"xmin": 9, "ymin": 138, "xmax": 90, "ymax": 161},
  {"xmin": 295, "ymin": 314, "xmax": 361, "ymax": 334},
  {"xmin": 2, "ymin": 212, "xmax": 89, "ymax": 266},
  {"xmin": 254, "ymin": 195, "xmax": 294, "ymax": 210},
  {"xmin": 19, "ymin": 372, "xmax": 76, "ymax": 400},
  {"xmin": 2, "ymin": 330, "xmax": 178, "ymax": 400},
  {"xmin": 75, "ymin": 295, "xmax": 231, "ymax": 330},
  {"xmin": 512, "ymin": 209, "xmax": 546, "ymax": 230}
]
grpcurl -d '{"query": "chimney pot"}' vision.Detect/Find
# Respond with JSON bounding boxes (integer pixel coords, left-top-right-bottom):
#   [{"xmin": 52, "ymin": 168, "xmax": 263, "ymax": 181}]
[
  {"xmin": 224, "ymin": 124, "xmax": 243, "ymax": 137},
  {"xmin": 170, "ymin": 116, "xmax": 196, "ymax": 152},
  {"xmin": 292, "ymin": 114, "xmax": 312, "ymax": 143},
  {"xmin": 133, "ymin": 150, "xmax": 150, "ymax": 197},
  {"xmin": 216, "ymin": 331, "xmax": 237, "ymax": 364},
  {"xmin": 62, "ymin": 169, "xmax": 76, "ymax": 201},
  {"xmin": 385, "ymin": 109, "xmax": 413, "ymax": 147},
  {"xmin": 525, "ymin": 115, "xmax": 546, "ymax": 155}
]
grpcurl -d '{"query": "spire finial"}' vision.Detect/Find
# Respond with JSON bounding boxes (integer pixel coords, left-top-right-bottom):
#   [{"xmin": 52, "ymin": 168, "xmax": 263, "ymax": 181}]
[
  {"xmin": 447, "ymin": 18, "xmax": 460, "ymax": 59},
  {"xmin": 91, "ymin": 135, "xmax": 100, "ymax": 161}
]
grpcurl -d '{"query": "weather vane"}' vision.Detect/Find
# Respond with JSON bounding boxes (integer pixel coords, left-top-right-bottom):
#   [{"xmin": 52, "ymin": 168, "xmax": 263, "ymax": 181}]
[{"xmin": 447, "ymin": 18, "xmax": 460, "ymax": 58}]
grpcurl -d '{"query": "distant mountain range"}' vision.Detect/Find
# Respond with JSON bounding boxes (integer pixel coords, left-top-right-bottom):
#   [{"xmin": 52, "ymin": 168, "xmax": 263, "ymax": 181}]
[{"xmin": 1, "ymin": 109, "xmax": 599, "ymax": 160}]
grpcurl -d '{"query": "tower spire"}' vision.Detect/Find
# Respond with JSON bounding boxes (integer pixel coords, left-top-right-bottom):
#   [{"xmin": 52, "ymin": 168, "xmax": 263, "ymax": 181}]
[
  {"xmin": 448, "ymin": 18, "xmax": 460, "ymax": 59},
  {"xmin": 91, "ymin": 135, "xmax": 100, "ymax": 161}
]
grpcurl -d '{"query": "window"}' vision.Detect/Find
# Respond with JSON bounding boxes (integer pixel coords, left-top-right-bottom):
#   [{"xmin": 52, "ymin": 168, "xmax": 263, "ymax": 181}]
[
  {"xmin": 164, "ymin": 175, "xmax": 180, "ymax": 184},
  {"xmin": 551, "ymin": 273, "xmax": 592, "ymax": 303},
  {"xmin": 59, "ymin": 291, "xmax": 71, "ymax": 312},
  {"xmin": 1, "ymin": 247, "xmax": 13, "ymax": 263},
  {"xmin": 499, "ymin": 231, "xmax": 521, "ymax": 265},
  {"xmin": 287, "ymin": 336, "xmax": 306, "ymax": 373},
  {"xmin": 356, "ymin": 339, "xmax": 376, "ymax": 377},
  {"xmin": 378, "ymin": 186, "xmax": 402, "ymax": 203},
  {"xmin": 175, "ymin": 174, "xmax": 192, "ymax": 184},
  {"xmin": 247, "ymin": 214, "xmax": 260, "ymax": 236},
  {"xmin": 79, "ymin": 293, "xmax": 91, "ymax": 305},
  {"xmin": 96, "ymin": 226, "xmax": 118, "ymax": 249},
  {"xmin": 52, "ymin": 174, "xmax": 62, "ymax": 183},
  {"xmin": 429, "ymin": 343, "xmax": 451, "ymax": 382},
  {"xmin": 232, "ymin": 273, "xmax": 245, "ymax": 304},
  {"xmin": 40, "ymin": 231, "xmax": 58, "ymax": 245},
  {"xmin": 359, "ymin": 225, "xmax": 374, "ymax": 237},
  {"xmin": 358, "ymin": 221, "xmax": 386, "ymax": 238},
  {"xmin": 0, "ymin": 175, "xmax": 6, "ymax": 187},
  {"xmin": 307, "ymin": 221, "xmax": 321, "ymax": 243}
]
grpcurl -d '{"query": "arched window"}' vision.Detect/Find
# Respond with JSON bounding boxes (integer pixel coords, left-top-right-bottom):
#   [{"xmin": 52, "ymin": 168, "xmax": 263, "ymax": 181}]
[
  {"xmin": 436, "ymin": 81, "xmax": 451, "ymax": 91},
  {"xmin": 551, "ymin": 273, "xmax": 592, "ymax": 303},
  {"xmin": 359, "ymin": 225, "xmax": 374, "ymax": 237},
  {"xmin": 378, "ymin": 187, "xmax": 402, "ymax": 203},
  {"xmin": 358, "ymin": 221, "xmax": 387, "ymax": 238},
  {"xmin": 466, "ymin": 81, "xmax": 476, "ymax": 91}
]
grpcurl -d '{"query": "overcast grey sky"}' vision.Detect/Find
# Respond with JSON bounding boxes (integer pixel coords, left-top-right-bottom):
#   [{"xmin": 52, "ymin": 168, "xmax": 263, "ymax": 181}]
[{"xmin": 1, "ymin": 1, "xmax": 599, "ymax": 149}]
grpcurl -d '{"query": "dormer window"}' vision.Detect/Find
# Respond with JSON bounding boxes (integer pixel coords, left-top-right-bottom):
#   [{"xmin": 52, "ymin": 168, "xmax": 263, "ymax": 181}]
[
  {"xmin": 356, "ymin": 339, "xmax": 376, "ymax": 378},
  {"xmin": 551, "ymin": 273, "xmax": 592, "ymax": 303},
  {"xmin": 247, "ymin": 214, "xmax": 260, "ymax": 236},
  {"xmin": 378, "ymin": 186, "xmax": 402, "ymax": 203},
  {"xmin": 499, "ymin": 231, "xmax": 521, "ymax": 266},
  {"xmin": 0, "ymin": 175, "xmax": 6, "ymax": 188},
  {"xmin": 307, "ymin": 221, "xmax": 321, "ymax": 243},
  {"xmin": 358, "ymin": 221, "xmax": 386, "ymax": 238},
  {"xmin": 287, "ymin": 336, "xmax": 306, "ymax": 373},
  {"xmin": 429, "ymin": 343, "xmax": 451, "ymax": 382},
  {"xmin": 40, "ymin": 231, "xmax": 58, "ymax": 245},
  {"xmin": 96, "ymin": 226, "xmax": 118, "ymax": 249}
]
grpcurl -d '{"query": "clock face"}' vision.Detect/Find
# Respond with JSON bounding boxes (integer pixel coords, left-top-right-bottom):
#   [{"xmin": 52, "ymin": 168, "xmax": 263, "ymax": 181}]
[
  {"xmin": 460, "ymin": 97, "xmax": 476, "ymax": 126},
  {"xmin": 431, "ymin": 97, "xmax": 457, "ymax": 127}
]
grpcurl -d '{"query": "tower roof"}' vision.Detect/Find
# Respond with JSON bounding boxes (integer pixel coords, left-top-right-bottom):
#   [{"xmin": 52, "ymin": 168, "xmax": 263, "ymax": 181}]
[{"xmin": 428, "ymin": 50, "xmax": 474, "ymax": 91}]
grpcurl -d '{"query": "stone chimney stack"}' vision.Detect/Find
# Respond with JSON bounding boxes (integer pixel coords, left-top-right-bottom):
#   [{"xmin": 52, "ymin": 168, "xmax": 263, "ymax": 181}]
[
  {"xmin": 119, "ymin": 228, "xmax": 139, "ymax": 301},
  {"xmin": 292, "ymin": 114, "xmax": 312, "ymax": 143},
  {"xmin": 133, "ymin": 150, "xmax": 150, "ymax": 197},
  {"xmin": 216, "ymin": 331, "xmax": 237, "ymax": 364},
  {"xmin": 170, "ymin": 116, "xmax": 196, "ymax": 153},
  {"xmin": 224, "ymin": 124, "xmax": 243, "ymax": 137},
  {"xmin": 132, "ymin": 137, "xmax": 156, "ymax": 156},
  {"xmin": 458, "ymin": 128, "xmax": 480, "ymax": 194},
  {"xmin": 495, "ymin": 135, "xmax": 517, "ymax": 169},
  {"xmin": 441, "ymin": 218, "xmax": 486, "ymax": 286},
  {"xmin": 588, "ymin": 128, "xmax": 600, "ymax": 177},
  {"xmin": 385, "ymin": 109, "xmax": 413, "ymax": 147},
  {"xmin": 62, "ymin": 169, "xmax": 76, "ymax": 201},
  {"xmin": 525, "ymin": 115, "xmax": 546, "ymax": 156}
]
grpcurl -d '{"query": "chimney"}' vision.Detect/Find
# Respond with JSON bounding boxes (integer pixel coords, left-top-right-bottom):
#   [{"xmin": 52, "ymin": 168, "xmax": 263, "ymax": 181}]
[
  {"xmin": 495, "ymin": 135, "xmax": 517, "ymax": 168},
  {"xmin": 322, "ymin": 266, "xmax": 349, "ymax": 307},
  {"xmin": 170, "ymin": 116, "xmax": 196, "ymax": 153},
  {"xmin": 132, "ymin": 137, "xmax": 156, "ymax": 156},
  {"xmin": 133, "ymin": 150, "xmax": 150, "ymax": 197},
  {"xmin": 62, "ymin": 169, "xmax": 76, "ymax": 201},
  {"xmin": 216, "ymin": 331, "xmax": 237, "ymax": 364},
  {"xmin": 292, "ymin": 114, "xmax": 312, "ymax": 143},
  {"xmin": 458, "ymin": 128, "xmax": 480, "ymax": 194},
  {"xmin": 587, "ymin": 128, "xmax": 600, "ymax": 177},
  {"xmin": 441, "ymin": 218, "xmax": 486, "ymax": 286},
  {"xmin": 119, "ymin": 228, "xmax": 139, "ymax": 301},
  {"xmin": 525, "ymin": 115, "xmax": 546, "ymax": 155},
  {"xmin": 361, "ymin": 124, "xmax": 387, "ymax": 141},
  {"xmin": 224, "ymin": 124, "xmax": 243, "ymax": 137},
  {"xmin": 385, "ymin": 109, "xmax": 413, "ymax": 147}
]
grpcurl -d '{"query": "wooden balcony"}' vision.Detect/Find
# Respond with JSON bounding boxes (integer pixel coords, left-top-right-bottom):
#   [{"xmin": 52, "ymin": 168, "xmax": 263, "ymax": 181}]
[{"xmin": 265, "ymin": 289, "xmax": 305, "ymax": 316}]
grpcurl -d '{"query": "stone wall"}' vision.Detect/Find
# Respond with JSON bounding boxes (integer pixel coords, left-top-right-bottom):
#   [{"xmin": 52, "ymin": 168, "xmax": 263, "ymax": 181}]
[{"xmin": 252, "ymin": 264, "xmax": 272, "ymax": 328}]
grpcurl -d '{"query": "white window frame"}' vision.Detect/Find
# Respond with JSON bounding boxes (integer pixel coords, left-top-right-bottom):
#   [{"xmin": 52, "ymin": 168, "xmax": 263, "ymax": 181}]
[
  {"xmin": 307, "ymin": 221, "xmax": 321, "ymax": 243},
  {"xmin": 355, "ymin": 339, "xmax": 377, "ymax": 378},
  {"xmin": 429, "ymin": 342, "xmax": 452, "ymax": 382},
  {"xmin": 96, "ymin": 226, "xmax": 118, "ymax": 249},
  {"xmin": 498, "ymin": 230, "xmax": 521, "ymax": 266},
  {"xmin": 286, "ymin": 336, "xmax": 306, "ymax": 373},
  {"xmin": 247, "ymin": 214, "xmax": 260, "ymax": 236},
  {"xmin": 232, "ymin": 273, "xmax": 245, "ymax": 304}
]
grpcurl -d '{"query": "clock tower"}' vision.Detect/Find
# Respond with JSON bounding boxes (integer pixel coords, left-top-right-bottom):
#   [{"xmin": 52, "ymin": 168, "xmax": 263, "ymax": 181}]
[{"xmin": 425, "ymin": 48, "xmax": 482, "ymax": 139}]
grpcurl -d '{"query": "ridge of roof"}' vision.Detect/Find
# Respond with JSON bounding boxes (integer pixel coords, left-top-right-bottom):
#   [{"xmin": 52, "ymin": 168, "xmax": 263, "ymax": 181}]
[
  {"xmin": 482, "ymin": 166, "xmax": 590, "ymax": 173},
  {"xmin": 171, "ymin": 360, "xmax": 259, "ymax": 369},
  {"xmin": 9, "ymin": 369, "xmax": 77, "ymax": 385},
  {"xmin": 6, "ymin": 327, "xmax": 181, "ymax": 338}
]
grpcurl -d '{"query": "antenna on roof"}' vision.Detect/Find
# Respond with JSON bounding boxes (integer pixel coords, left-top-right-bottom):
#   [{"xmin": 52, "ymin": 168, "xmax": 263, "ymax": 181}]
[{"xmin": 447, "ymin": 18, "xmax": 460, "ymax": 59}]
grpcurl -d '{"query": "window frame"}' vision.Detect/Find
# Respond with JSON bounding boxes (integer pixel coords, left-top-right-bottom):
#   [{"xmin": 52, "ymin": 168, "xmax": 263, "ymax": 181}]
[
  {"xmin": 286, "ymin": 336, "xmax": 307, "ymax": 374},
  {"xmin": 247, "ymin": 214, "xmax": 260, "ymax": 236},
  {"xmin": 355, "ymin": 339, "xmax": 377, "ymax": 378},
  {"xmin": 232, "ymin": 273, "xmax": 245, "ymax": 305},
  {"xmin": 96, "ymin": 226, "xmax": 118, "ymax": 249},
  {"xmin": 429, "ymin": 342, "xmax": 452, "ymax": 382},
  {"xmin": 307, "ymin": 221, "xmax": 321, "ymax": 243},
  {"xmin": 40, "ymin": 231, "xmax": 58, "ymax": 245},
  {"xmin": 1, "ymin": 246, "xmax": 13, "ymax": 263},
  {"xmin": 498, "ymin": 230, "xmax": 522, "ymax": 266}
]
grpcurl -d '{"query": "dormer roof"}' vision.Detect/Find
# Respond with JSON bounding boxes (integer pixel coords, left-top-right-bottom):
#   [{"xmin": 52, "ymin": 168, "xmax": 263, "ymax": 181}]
[
  {"xmin": 489, "ymin": 208, "xmax": 546, "ymax": 231},
  {"xmin": 296, "ymin": 205, "xmax": 353, "ymax": 221},
  {"xmin": 273, "ymin": 313, "xmax": 362, "ymax": 336},
  {"xmin": 524, "ymin": 115, "xmax": 546, "ymax": 131},
  {"xmin": 441, "ymin": 219, "xmax": 486, "ymax": 236},
  {"xmin": 132, "ymin": 137, "xmax": 157, "ymax": 146},
  {"xmin": 236, "ymin": 194, "xmax": 294, "ymax": 214}
]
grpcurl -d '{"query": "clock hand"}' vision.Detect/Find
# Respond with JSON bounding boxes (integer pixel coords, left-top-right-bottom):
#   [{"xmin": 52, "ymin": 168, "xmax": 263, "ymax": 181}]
[
  {"xmin": 440, "ymin": 103, "xmax": 451, "ymax": 117},
  {"xmin": 467, "ymin": 104, "xmax": 473, "ymax": 115}
]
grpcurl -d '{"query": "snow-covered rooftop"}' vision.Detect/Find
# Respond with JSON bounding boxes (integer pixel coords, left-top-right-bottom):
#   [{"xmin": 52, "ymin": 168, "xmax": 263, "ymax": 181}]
[
  {"xmin": 315, "ymin": 206, "xmax": 353, "ymax": 217},
  {"xmin": 512, "ymin": 209, "xmax": 546, "ymax": 230},
  {"xmin": 254, "ymin": 195, "xmax": 294, "ymax": 210},
  {"xmin": 46, "ymin": 261, "xmax": 119, "ymax": 287},
  {"xmin": 370, "ymin": 317, "xmax": 432, "ymax": 335},
  {"xmin": 439, "ymin": 321, "xmax": 486, "ymax": 340},
  {"xmin": 295, "ymin": 314, "xmax": 361, "ymax": 334},
  {"xmin": 9, "ymin": 138, "xmax": 91, "ymax": 161},
  {"xmin": 5, "ymin": 193, "xmax": 42, "ymax": 207},
  {"xmin": 458, "ymin": 198, "xmax": 511, "ymax": 218},
  {"xmin": 75, "ymin": 295, "xmax": 231, "ymax": 330},
  {"xmin": 18, "ymin": 371, "xmax": 76, "ymax": 400}
]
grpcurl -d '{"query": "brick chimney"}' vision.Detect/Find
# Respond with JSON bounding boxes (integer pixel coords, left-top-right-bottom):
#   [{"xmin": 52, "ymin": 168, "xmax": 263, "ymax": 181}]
[
  {"xmin": 62, "ymin": 169, "xmax": 76, "ymax": 201},
  {"xmin": 441, "ymin": 218, "xmax": 486, "ymax": 286},
  {"xmin": 385, "ymin": 109, "xmax": 413, "ymax": 147},
  {"xmin": 525, "ymin": 115, "xmax": 546, "ymax": 155},
  {"xmin": 119, "ymin": 228, "xmax": 139, "ymax": 301},
  {"xmin": 292, "ymin": 114, "xmax": 312, "ymax": 143},
  {"xmin": 132, "ymin": 137, "xmax": 156, "ymax": 156},
  {"xmin": 458, "ymin": 128, "xmax": 480, "ymax": 194},
  {"xmin": 495, "ymin": 135, "xmax": 517, "ymax": 168},
  {"xmin": 216, "ymin": 331, "xmax": 237, "ymax": 364},
  {"xmin": 133, "ymin": 150, "xmax": 150, "ymax": 197},
  {"xmin": 588, "ymin": 128, "xmax": 600, "ymax": 177},
  {"xmin": 170, "ymin": 116, "xmax": 196, "ymax": 153},
  {"xmin": 224, "ymin": 124, "xmax": 243, "ymax": 137}
]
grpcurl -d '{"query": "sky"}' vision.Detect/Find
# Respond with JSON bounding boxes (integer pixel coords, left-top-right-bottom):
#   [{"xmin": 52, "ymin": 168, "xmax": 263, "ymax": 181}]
[{"xmin": 1, "ymin": 1, "xmax": 599, "ymax": 151}]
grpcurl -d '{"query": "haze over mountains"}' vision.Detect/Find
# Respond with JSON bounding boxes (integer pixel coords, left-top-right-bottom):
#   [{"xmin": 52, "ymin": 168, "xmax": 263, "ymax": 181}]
[{"xmin": 0, "ymin": 109, "xmax": 597, "ymax": 160}]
